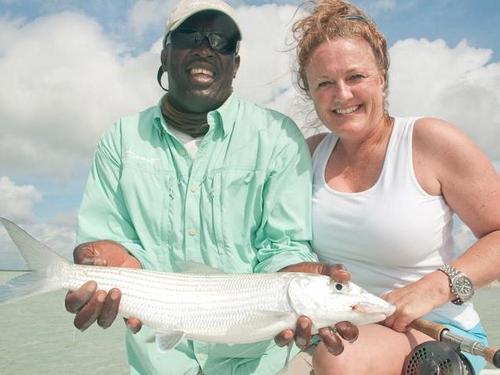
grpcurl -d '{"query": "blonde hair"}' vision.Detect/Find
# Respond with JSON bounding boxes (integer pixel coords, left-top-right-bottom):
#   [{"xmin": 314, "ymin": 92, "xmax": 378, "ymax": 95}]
[{"xmin": 293, "ymin": 0, "xmax": 389, "ymax": 96}]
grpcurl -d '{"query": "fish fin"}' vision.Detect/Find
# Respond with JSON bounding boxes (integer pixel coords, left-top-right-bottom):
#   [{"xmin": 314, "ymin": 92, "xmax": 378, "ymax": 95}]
[
  {"xmin": 0, "ymin": 217, "xmax": 67, "ymax": 304},
  {"xmin": 174, "ymin": 260, "xmax": 226, "ymax": 275},
  {"xmin": 155, "ymin": 331, "xmax": 185, "ymax": 352},
  {"xmin": 0, "ymin": 272, "xmax": 58, "ymax": 304},
  {"xmin": 283, "ymin": 341, "xmax": 293, "ymax": 368},
  {"xmin": 0, "ymin": 217, "xmax": 69, "ymax": 271}
]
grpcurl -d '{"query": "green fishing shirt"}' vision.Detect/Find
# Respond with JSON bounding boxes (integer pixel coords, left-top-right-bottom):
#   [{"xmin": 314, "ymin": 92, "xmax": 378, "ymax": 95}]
[{"xmin": 77, "ymin": 93, "xmax": 318, "ymax": 375}]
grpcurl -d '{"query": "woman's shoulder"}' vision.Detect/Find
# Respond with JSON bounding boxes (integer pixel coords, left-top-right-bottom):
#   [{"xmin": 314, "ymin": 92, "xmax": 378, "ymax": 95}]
[
  {"xmin": 306, "ymin": 132, "xmax": 329, "ymax": 155},
  {"xmin": 412, "ymin": 117, "xmax": 493, "ymax": 180},
  {"xmin": 412, "ymin": 117, "xmax": 473, "ymax": 156}
]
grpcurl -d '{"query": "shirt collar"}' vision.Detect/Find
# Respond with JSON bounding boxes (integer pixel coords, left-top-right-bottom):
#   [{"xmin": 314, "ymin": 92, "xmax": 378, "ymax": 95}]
[
  {"xmin": 208, "ymin": 92, "xmax": 238, "ymax": 137},
  {"xmin": 153, "ymin": 93, "xmax": 238, "ymax": 138}
]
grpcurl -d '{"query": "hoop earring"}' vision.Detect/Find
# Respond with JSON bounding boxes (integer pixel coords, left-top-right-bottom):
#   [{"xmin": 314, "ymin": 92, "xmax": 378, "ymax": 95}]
[{"xmin": 157, "ymin": 66, "xmax": 168, "ymax": 92}]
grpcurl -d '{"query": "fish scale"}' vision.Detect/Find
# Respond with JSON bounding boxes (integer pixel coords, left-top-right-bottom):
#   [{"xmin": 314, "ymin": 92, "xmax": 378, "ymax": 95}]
[
  {"xmin": 58, "ymin": 263, "xmax": 293, "ymax": 336},
  {"xmin": 0, "ymin": 217, "xmax": 396, "ymax": 350}
]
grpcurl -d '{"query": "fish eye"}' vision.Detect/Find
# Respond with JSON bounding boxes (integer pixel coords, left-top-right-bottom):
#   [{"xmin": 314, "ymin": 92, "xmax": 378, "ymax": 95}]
[{"xmin": 334, "ymin": 283, "xmax": 344, "ymax": 291}]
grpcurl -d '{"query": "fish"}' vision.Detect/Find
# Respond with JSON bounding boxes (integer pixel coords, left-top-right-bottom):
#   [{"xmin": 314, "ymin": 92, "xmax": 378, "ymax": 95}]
[{"xmin": 0, "ymin": 217, "xmax": 395, "ymax": 352}]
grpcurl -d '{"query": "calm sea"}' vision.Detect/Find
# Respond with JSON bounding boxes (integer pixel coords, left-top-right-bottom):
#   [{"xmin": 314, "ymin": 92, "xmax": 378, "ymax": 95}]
[{"xmin": 0, "ymin": 271, "xmax": 498, "ymax": 374}]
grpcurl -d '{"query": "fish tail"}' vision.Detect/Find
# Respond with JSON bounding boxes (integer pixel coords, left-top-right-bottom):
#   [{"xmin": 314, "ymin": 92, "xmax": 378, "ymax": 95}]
[{"xmin": 0, "ymin": 217, "xmax": 69, "ymax": 304}]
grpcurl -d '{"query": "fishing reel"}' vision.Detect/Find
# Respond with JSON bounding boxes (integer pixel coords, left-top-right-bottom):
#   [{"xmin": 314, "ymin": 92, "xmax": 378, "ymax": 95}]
[{"xmin": 403, "ymin": 341, "xmax": 474, "ymax": 375}]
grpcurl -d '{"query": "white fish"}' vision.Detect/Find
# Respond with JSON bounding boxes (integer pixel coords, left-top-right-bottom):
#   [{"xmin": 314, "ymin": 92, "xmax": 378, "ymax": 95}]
[{"xmin": 0, "ymin": 217, "xmax": 395, "ymax": 351}]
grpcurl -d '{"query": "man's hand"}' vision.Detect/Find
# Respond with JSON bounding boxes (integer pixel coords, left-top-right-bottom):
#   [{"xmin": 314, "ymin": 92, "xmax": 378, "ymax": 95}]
[
  {"xmin": 64, "ymin": 240, "xmax": 142, "ymax": 332},
  {"xmin": 274, "ymin": 262, "xmax": 359, "ymax": 354}
]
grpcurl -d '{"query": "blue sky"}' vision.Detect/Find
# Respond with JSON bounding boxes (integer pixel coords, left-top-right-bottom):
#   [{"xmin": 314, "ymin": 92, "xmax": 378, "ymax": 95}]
[
  {"xmin": 2, "ymin": 0, "xmax": 499, "ymax": 58},
  {"xmin": 0, "ymin": 0, "xmax": 499, "ymax": 268}
]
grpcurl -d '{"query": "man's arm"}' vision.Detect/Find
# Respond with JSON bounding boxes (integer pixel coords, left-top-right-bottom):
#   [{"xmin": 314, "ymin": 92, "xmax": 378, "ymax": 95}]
[
  {"xmin": 66, "ymin": 123, "xmax": 146, "ymax": 331},
  {"xmin": 76, "ymin": 123, "xmax": 151, "ymax": 268},
  {"xmin": 252, "ymin": 118, "xmax": 358, "ymax": 352},
  {"xmin": 253, "ymin": 119, "xmax": 318, "ymax": 273}
]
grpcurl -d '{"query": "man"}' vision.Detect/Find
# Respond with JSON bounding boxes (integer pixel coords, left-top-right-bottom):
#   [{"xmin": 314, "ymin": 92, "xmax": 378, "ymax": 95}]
[{"xmin": 65, "ymin": 0, "xmax": 356, "ymax": 373}]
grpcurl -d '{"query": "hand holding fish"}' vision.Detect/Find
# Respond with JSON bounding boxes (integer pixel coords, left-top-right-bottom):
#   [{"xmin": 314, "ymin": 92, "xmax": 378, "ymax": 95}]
[
  {"xmin": 65, "ymin": 240, "xmax": 142, "ymax": 332},
  {"xmin": 2, "ymin": 218, "xmax": 394, "ymax": 356},
  {"xmin": 275, "ymin": 262, "xmax": 359, "ymax": 354},
  {"xmin": 382, "ymin": 271, "xmax": 451, "ymax": 332}
]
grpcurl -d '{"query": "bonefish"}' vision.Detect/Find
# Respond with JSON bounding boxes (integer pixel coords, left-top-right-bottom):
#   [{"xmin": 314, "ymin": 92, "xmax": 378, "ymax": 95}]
[{"xmin": 0, "ymin": 217, "xmax": 395, "ymax": 351}]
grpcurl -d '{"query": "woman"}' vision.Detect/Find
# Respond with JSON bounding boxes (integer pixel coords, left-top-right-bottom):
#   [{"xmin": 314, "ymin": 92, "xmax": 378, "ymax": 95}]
[{"xmin": 292, "ymin": 0, "xmax": 500, "ymax": 373}]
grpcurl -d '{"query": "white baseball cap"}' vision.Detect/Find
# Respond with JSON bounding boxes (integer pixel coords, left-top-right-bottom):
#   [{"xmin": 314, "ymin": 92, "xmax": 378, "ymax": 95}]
[{"xmin": 166, "ymin": 0, "xmax": 242, "ymax": 39}]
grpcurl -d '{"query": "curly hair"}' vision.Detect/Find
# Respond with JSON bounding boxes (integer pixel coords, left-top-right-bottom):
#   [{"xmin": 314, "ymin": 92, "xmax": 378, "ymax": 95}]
[{"xmin": 293, "ymin": 0, "xmax": 389, "ymax": 97}]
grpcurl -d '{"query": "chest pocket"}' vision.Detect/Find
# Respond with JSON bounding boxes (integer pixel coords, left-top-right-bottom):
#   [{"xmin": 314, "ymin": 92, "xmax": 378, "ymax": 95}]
[
  {"xmin": 120, "ymin": 155, "xmax": 175, "ymax": 248},
  {"xmin": 204, "ymin": 169, "xmax": 265, "ymax": 254}
]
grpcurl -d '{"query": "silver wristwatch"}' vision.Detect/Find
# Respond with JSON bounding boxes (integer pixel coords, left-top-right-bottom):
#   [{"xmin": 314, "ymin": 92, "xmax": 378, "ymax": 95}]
[{"xmin": 438, "ymin": 264, "xmax": 474, "ymax": 305}]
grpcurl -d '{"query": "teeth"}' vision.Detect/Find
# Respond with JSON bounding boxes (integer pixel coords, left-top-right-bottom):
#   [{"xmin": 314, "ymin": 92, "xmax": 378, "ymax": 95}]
[
  {"xmin": 334, "ymin": 105, "xmax": 359, "ymax": 115},
  {"xmin": 190, "ymin": 68, "xmax": 214, "ymax": 77}
]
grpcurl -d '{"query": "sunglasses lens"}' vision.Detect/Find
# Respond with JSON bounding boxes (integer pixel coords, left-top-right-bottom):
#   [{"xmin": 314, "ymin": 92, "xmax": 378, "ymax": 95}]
[
  {"xmin": 170, "ymin": 31, "xmax": 197, "ymax": 48},
  {"xmin": 207, "ymin": 34, "xmax": 237, "ymax": 54},
  {"xmin": 171, "ymin": 30, "xmax": 237, "ymax": 54}
]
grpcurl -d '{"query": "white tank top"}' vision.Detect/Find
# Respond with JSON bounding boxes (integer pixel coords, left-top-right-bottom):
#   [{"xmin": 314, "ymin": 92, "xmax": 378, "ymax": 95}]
[{"xmin": 312, "ymin": 117, "xmax": 479, "ymax": 329}]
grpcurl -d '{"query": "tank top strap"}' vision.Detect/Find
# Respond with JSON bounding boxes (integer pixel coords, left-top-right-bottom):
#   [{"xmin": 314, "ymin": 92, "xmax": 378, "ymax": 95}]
[
  {"xmin": 312, "ymin": 133, "xmax": 338, "ymax": 185},
  {"xmin": 379, "ymin": 117, "xmax": 421, "ymax": 190}
]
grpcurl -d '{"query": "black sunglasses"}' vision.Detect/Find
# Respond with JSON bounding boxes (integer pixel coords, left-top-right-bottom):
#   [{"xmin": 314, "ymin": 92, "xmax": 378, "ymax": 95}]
[{"xmin": 166, "ymin": 29, "xmax": 240, "ymax": 55}]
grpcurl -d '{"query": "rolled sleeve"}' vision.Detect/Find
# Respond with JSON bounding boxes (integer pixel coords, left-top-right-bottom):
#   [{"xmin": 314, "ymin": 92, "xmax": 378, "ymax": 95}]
[
  {"xmin": 77, "ymin": 123, "xmax": 152, "ymax": 268},
  {"xmin": 253, "ymin": 120, "xmax": 318, "ymax": 273}
]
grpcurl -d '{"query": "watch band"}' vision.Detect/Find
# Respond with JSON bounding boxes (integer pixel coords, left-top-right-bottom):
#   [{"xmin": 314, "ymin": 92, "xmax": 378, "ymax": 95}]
[{"xmin": 438, "ymin": 264, "xmax": 469, "ymax": 305}]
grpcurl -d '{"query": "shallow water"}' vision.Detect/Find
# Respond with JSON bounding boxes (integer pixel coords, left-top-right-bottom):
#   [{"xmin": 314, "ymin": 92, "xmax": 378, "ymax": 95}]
[
  {"xmin": 0, "ymin": 271, "xmax": 128, "ymax": 375},
  {"xmin": 0, "ymin": 272, "xmax": 498, "ymax": 374}
]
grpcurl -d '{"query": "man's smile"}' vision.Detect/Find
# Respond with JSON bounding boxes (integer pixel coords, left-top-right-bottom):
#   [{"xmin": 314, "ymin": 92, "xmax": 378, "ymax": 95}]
[{"xmin": 186, "ymin": 60, "xmax": 217, "ymax": 85}]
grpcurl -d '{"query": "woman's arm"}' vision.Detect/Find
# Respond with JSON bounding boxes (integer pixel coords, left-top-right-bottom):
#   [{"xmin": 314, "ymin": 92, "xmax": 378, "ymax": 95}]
[
  {"xmin": 413, "ymin": 117, "xmax": 500, "ymax": 287},
  {"xmin": 384, "ymin": 117, "xmax": 500, "ymax": 332}
]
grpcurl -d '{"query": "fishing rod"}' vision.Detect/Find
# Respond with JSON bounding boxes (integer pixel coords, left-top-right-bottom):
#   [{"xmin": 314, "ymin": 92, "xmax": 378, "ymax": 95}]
[{"xmin": 409, "ymin": 319, "xmax": 500, "ymax": 373}]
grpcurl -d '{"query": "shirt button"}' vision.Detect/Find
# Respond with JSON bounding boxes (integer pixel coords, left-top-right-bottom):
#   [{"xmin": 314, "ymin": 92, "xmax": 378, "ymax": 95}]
[
  {"xmin": 190, "ymin": 185, "xmax": 198, "ymax": 193},
  {"xmin": 188, "ymin": 229, "xmax": 197, "ymax": 236}
]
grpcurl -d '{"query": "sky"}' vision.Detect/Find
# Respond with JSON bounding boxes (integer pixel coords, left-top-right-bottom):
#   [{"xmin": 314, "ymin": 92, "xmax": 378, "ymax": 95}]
[{"xmin": 0, "ymin": 0, "xmax": 499, "ymax": 269}]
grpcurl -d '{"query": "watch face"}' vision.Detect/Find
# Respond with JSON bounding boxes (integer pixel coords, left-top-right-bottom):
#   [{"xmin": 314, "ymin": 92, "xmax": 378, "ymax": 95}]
[{"xmin": 453, "ymin": 276, "xmax": 474, "ymax": 299}]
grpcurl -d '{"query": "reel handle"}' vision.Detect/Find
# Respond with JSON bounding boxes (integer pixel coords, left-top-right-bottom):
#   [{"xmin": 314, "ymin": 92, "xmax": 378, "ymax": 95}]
[
  {"xmin": 485, "ymin": 346, "xmax": 500, "ymax": 368},
  {"xmin": 411, "ymin": 319, "xmax": 447, "ymax": 340},
  {"xmin": 411, "ymin": 319, "xmax": 500, "ymax": 368}
]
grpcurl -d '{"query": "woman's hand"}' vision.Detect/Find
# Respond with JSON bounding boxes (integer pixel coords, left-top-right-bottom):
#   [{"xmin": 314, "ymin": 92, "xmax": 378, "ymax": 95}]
[{"xmin": 382, "ymin": 270, "xmax": 451, "ymax": 332}]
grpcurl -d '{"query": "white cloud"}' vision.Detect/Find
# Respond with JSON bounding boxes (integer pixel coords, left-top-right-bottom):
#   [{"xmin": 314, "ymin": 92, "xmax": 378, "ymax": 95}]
[
  {"xmin": 127, "ymin": 0, "xmax": 171, "ymax": 36},
  {"xmin": 0, "ymin": 12, "xmax": 163, "ymax": 178},
  {"xmin": 0, "ymin": 5, "xmax": 304, "ymax": 180},
  {"xmin": 232, "ymin": 3, "xmax": 323, "ymax": 131},
  {"xmin": 388, "ymin": 38, "xmax": 500, "ymax": 160},
  {"xmin": 0, "ymin": 177, "xmax": 76, "ymax": 268},
  {"xmin": 32, "ymin": 216, "xmax": 77, "ymax": 259},
  {"xmin": 0, "ymin": 176, "xmax": 42, "ymax": 222},
  {"xmin": 6, "ymin": 6, "xmax": 496, "ymax": 183},
  {"xmin": 234, "ymin": 4, "xmax": 298, "ymax": 108}
]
